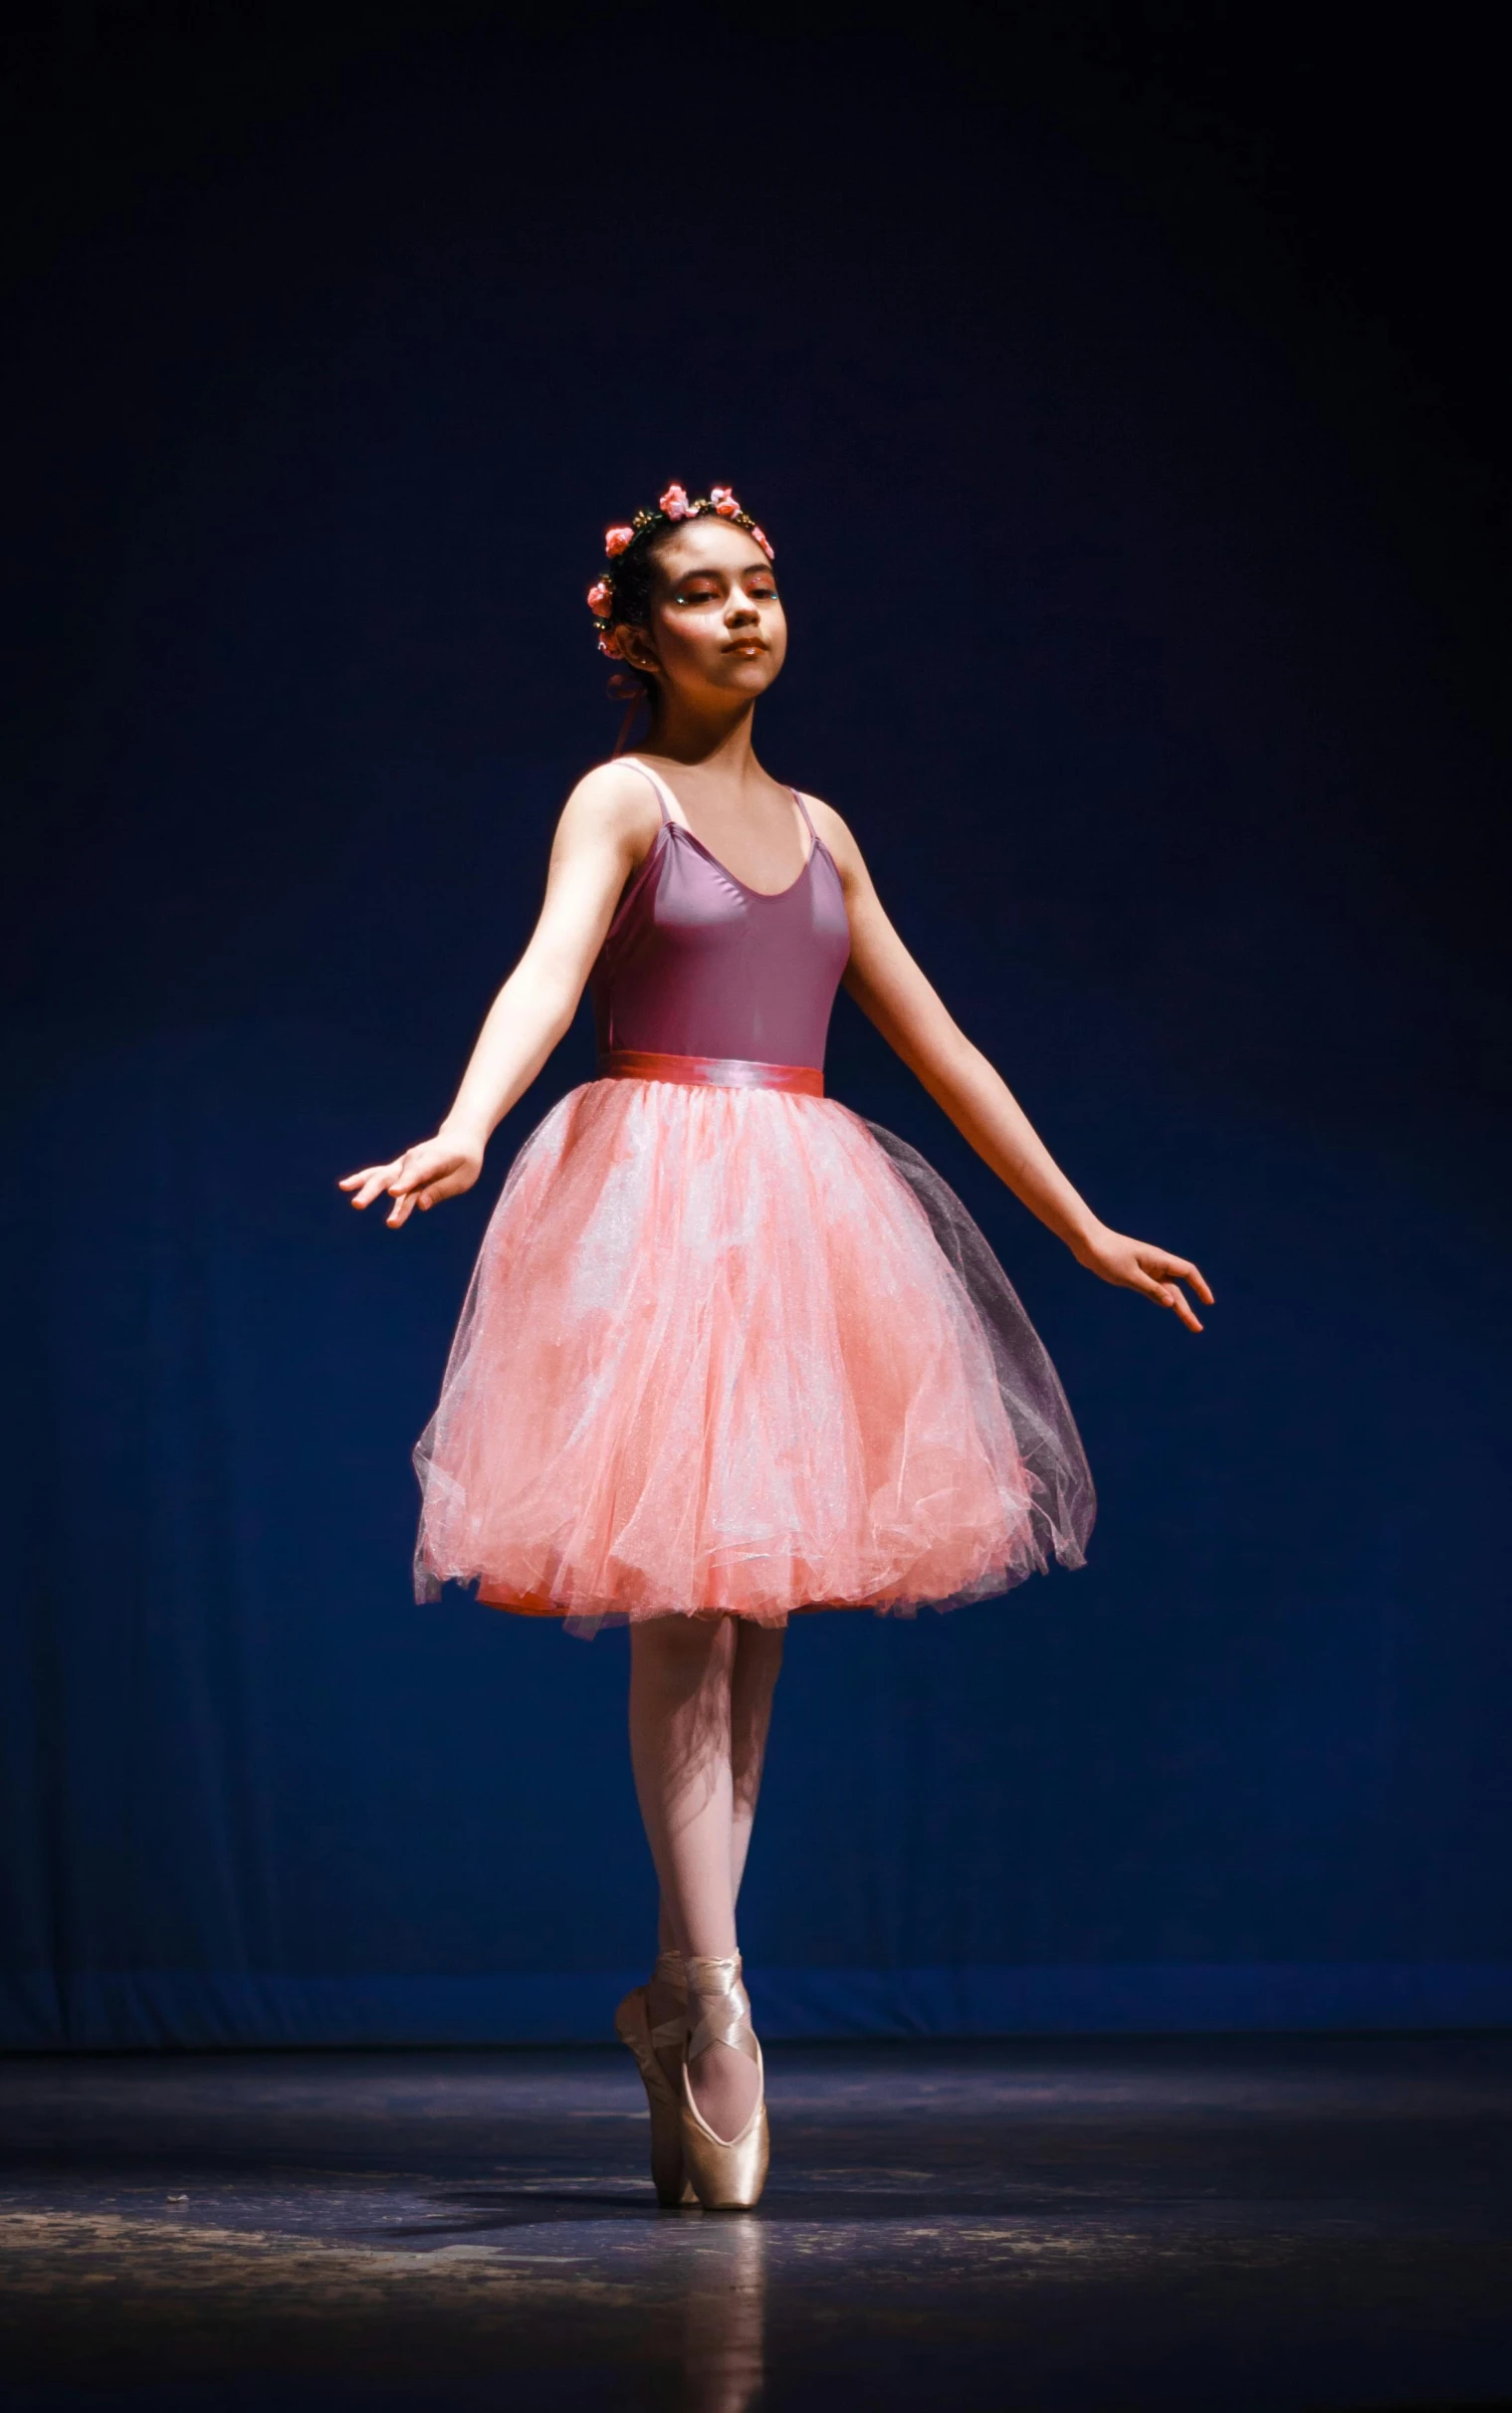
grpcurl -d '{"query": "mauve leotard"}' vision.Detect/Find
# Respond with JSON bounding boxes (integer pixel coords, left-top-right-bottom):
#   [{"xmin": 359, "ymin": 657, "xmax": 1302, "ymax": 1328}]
[{"xmin": 589, "ymin": 759, "xmax": 851, "ymax": 1072}]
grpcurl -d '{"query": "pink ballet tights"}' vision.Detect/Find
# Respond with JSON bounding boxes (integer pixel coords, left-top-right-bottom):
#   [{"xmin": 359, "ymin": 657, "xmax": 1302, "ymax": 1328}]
[{"xmin": 629, "ymin": 1615, "xmax": 783, "ymax": 2143}]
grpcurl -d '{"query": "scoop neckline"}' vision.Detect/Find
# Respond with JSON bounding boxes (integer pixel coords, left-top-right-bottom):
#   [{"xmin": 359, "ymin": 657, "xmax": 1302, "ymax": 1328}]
[
  {"xmin": 625, "ymin": 756, "xmax": 817, "ymax": 901},
  {"xmin": 663, "ymin": 815, "xmax": 818, "ymax": 902}
]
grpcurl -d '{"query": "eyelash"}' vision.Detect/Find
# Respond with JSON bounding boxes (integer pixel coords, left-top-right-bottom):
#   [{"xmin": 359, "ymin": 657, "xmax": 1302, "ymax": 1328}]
[{"xmin": 676, "ymin": 584, "xmax": 776, "ymax": 604}]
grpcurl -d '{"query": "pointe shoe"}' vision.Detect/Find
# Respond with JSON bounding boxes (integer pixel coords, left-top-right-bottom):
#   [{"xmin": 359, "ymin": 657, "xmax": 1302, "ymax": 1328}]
[
  {"xmin": 615, "ymin": 1950, "xmax": 698, "ymax": 2207},
  {"xmin": 679, "ymin": 1953, "xmax": 769, "ymax": 2213}
]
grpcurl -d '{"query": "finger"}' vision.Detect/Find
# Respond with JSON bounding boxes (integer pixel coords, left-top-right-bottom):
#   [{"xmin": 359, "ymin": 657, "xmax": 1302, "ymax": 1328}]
[
  {"xmin": 1130, "ymin": 1269, "xmax": 1199, "ymax": 1331},
  {"xmin": 1157, "ymin": 1264, "xmax": 1208, "ymax": 1328},
  {"xmin": 390, "ymin": 1152, "xmax": 462, "ymax": 1200},
  {"xmin": 422, "ymin": 1171, "xmax": 470, "ymax": 1206},
  {"xmin": 1131, "ymin": 1269, "xmax": 1177, "ymax": 1308},
  {"xmin": 351, "ymin": 1166, "xmax": 404, "ymax": 1209},
  {"xmin": 1160, "ymin": 1255, "xmax": 1214, "ymax": 1307},
  {"xmin": 386, "ymin": 1190, "xmax": 417, "ymax": 1228},
  {"xmin": 339, "ymin": 1163, "xmax": 394, "ymax": 1198},
  {"xmin": 1170, "ymin": 1288, "xmax": 1204, "ymax": 1334}
]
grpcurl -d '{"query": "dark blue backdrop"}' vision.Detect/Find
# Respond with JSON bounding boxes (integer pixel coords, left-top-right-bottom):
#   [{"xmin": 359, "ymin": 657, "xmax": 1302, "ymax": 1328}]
[{"xmin": 3, "ymin": 7, "xmax": 1507, "ymax": 2048}]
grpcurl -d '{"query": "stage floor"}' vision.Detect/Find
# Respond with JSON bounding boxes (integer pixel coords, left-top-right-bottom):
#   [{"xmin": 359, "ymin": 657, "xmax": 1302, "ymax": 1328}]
[{"xmin": 2, "ymin": 2036, "xmax": 1510, "ymax": 2410}]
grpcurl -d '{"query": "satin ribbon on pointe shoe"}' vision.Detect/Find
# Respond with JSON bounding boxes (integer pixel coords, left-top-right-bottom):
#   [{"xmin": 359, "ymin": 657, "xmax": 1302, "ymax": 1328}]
[
  {"xmin": 679, "ymin": 1953, "xmax": 770, "ymax": 2212},
  {"xmin": 614, "ymin": 1950, "xmax": 698, "ymax": 2207}
]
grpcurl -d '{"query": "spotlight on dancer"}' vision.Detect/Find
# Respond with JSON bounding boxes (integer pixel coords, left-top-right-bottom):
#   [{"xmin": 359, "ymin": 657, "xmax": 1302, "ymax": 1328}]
[{"xmin": 339, "ymin": 481, "xmax": 1211, "ymax": 2210}]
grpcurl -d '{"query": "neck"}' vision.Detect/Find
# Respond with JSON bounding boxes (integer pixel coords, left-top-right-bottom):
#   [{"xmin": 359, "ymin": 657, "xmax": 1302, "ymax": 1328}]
[{"xmin": 641, "ymin": 693, "xmax": 760, "ymax": 775}]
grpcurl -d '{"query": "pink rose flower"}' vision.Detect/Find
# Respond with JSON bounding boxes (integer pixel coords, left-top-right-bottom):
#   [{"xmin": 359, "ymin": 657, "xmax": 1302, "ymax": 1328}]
[
  {"xmin": 587, "ymin": 578, "xmax": 613, "ymax": 618},
  {"xmin": 711, "ymin": 485, "xmax": 742, "ymax": 518},
  {"xmin": 604, "ymin": 526, "xmax": 634, "ymax": 557},
  {"xmin": 597, "ymin": 630, "xmax": 623, "ymax": 659},
  {"xmin": 751, "ymin": 527, "xmax": 774, "ymax": 559},
  {"xmin": 659, "ymin": 483, "xmax": 694, "ymax": 520}
]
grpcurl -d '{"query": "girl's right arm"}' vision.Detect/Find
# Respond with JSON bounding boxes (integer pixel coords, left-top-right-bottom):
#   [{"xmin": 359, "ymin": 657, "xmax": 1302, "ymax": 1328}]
[{"xmin": 339, "ymin": 765, "xmax": 658, "ymax": 1228}]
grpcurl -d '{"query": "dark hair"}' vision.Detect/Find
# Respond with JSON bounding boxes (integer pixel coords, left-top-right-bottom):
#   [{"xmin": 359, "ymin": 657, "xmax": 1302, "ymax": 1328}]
[{"xmin": 602, "ymin": 520, "xmax": 672, "ymax": 701}]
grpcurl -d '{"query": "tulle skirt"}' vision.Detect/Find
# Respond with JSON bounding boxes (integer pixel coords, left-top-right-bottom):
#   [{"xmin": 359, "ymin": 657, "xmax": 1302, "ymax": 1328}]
[{"xmin": 413, "ymin": 1077, "xmax": 1094, "ymax": 1635}]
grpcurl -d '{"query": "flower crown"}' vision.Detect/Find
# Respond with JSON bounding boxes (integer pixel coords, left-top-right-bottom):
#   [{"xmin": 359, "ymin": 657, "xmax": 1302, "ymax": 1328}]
[{"xmin": 587, "ymin": 484, "xmax": 774, "ymax": 658}]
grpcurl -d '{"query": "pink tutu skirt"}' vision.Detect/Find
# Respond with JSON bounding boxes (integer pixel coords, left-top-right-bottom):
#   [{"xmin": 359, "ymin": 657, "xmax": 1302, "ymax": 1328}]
[{"xmin": 414, "ymin": 1077, "xmax": 1094, "ymax": 1635}]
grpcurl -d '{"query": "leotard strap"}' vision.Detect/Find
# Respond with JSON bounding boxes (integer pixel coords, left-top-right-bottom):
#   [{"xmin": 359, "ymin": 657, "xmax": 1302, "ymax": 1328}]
[{"xmin": 618, "ymin": 756, "xmax": 674, "ymax": 826}]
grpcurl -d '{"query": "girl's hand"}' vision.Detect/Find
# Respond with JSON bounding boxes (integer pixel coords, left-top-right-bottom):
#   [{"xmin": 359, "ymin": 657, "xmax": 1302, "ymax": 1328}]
[
  {"xmin": 1072, "ymin": 1225, "xmax": 1213, "ymax": 1333},
  {"xmin": 338, "ymin": 1133, "xmax": 484, "ymax": 1228}
]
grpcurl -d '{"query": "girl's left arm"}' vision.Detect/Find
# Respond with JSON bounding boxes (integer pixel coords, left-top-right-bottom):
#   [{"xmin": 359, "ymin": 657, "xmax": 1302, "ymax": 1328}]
[{"xmin": 820, "ymin": 804, "xmax": 1212, "ymax": 1333}]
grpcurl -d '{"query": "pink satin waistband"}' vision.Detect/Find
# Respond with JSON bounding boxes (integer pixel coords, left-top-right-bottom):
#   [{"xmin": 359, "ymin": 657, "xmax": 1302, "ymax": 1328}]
[{"xmin": 598, "ymin": 1048, "xmax": 824, "ymax": 1098}]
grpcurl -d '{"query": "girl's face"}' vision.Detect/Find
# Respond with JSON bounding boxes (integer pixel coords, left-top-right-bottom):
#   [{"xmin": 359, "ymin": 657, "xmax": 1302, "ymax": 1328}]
[{"xmin": 622, "ymin": 518, "xmax": 787, "ymax": 709}]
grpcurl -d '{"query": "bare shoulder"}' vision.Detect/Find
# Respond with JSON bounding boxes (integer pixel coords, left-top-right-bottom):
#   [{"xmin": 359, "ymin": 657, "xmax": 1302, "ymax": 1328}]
[
  {"xmin": 554, "ymin": 759, "xmax": 662, "ymax": 856},
  {"xmin": 797, "ymin": 792, "xmax": 871, "ymax": 886}
]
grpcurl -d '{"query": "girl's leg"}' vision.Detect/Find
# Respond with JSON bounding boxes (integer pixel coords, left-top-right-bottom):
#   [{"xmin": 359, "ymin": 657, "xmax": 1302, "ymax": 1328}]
[
  {"xmin": 652, "ymin": 1620, "xmax": 784, "ymax": 1935},
  {"xmin": 630, "ymin": 1615, "xmax": 764, "ymax": 2142},
  {"xmin": 730, "ymin": 1620, "xmax": 784, "ymax": 1901}
]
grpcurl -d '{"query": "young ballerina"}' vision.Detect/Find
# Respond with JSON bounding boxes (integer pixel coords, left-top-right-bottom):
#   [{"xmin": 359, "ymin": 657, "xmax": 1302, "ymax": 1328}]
[{"xmin": 340, "ymin": 483, "xmax": 1210, "ymax": 2213}]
